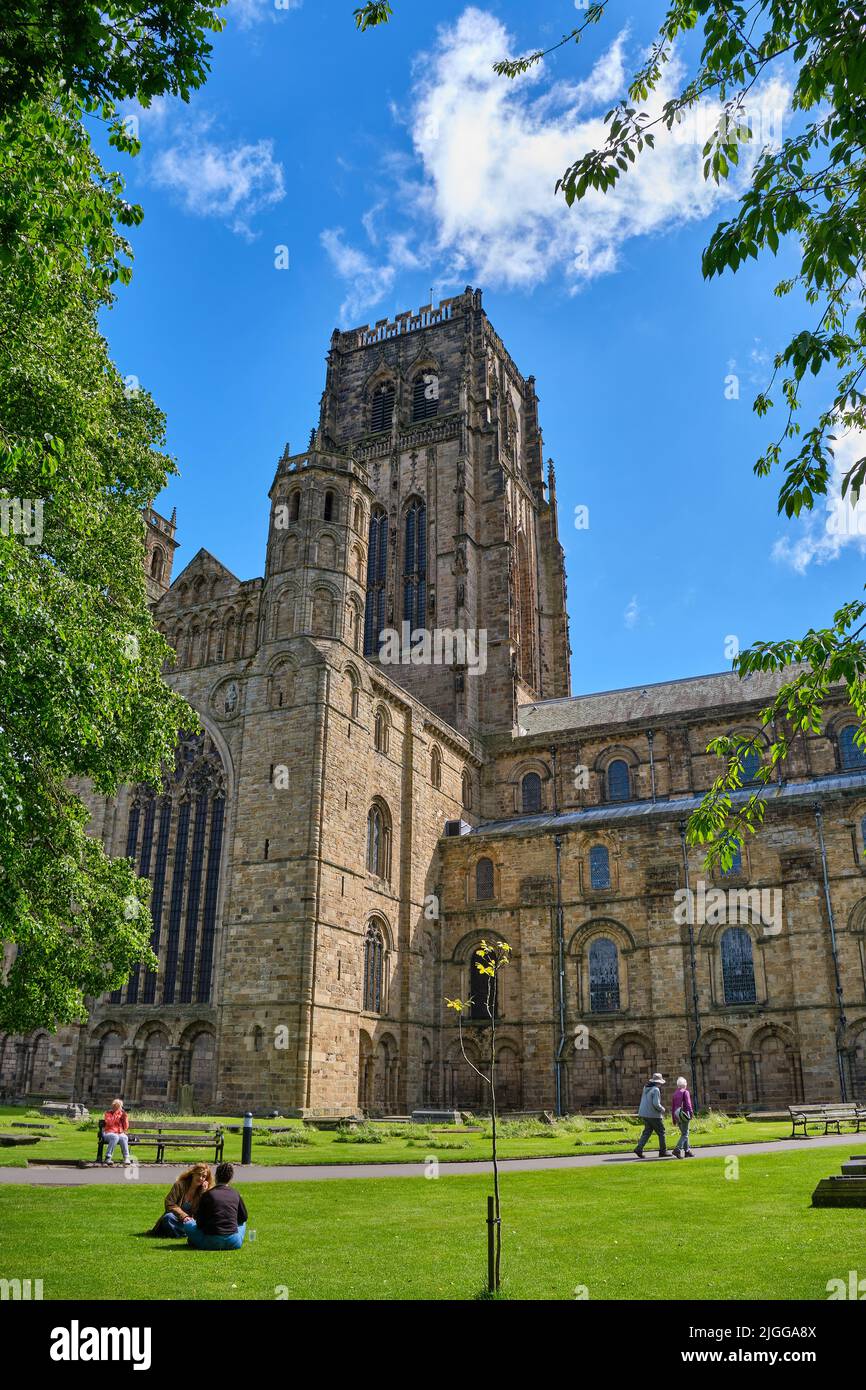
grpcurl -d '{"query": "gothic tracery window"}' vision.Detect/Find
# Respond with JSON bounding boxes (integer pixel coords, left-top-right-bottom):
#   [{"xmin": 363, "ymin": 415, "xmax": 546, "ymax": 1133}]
[
  {"xmin": 117, "ymin": 732, "xmax": 226, "ymax": 1008},
  {"xmin": 721, "ymin": 926, "xmax": 757, "ymax": 1004},
  {"xmin": 412, "ymin": 370, "xmax": 439, "ymax": 421},
  {"xmin": 402, "ymin": 497, "xmax": 426, "ymax": 631},
  {"xmin": 366, "ymin": 801, "xmax": 392, "ymax": 880},
  {"xmin": 370, "ymin": 381, "xmax": 395, "ymax": 433},
  {"xmin": 364, "ymin": 508, "xmax": 388, "ymax": 656},
  {"xmin": 589, "ymin": 937, "xmax": 620, "ymax": 1012},
  {"xmin": 363, "ymin": 921, "xmax": 386, "ymax": 1013}
]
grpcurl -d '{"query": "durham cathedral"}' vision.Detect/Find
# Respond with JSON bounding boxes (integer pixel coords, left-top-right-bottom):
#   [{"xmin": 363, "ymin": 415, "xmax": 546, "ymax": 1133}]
[{"xmin": 3, "ymin": 286, "xmax": 866, "ymax": 1117}]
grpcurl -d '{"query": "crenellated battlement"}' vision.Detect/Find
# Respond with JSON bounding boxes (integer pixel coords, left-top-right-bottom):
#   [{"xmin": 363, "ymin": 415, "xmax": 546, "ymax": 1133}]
[{"xmin": 334, "ymin": 288, "xmax": 475, "ymax": 351}]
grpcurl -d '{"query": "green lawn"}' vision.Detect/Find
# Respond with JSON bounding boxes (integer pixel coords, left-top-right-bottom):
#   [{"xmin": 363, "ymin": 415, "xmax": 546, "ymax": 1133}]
[
  {"xmin": 0, "ymin": 1147, "xmax": 858, "ymax": 1300},
  {"xmin": 0, "ymin": 1105, "xmax": 805, "ymax": 1169}
]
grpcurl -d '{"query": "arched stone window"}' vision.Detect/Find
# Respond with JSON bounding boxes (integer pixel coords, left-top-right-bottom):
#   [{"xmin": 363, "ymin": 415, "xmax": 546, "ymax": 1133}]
[
  {"xmin": 268, "ymin": 659, "xmax": 294, "ymax": 710},
  {"xmin": 323, "ymin": 489, "xmax": 336, "ymax": 522},
  {"xmin": 430, "ymin": 745, "xmax": 442, "ymax": 789},
  {"xmin": 737, "ymin": 745, "xmax": 764, "ymax": 783},
  {"xmin": 476, "ymin": 857, "xmax": 494, "ymax": 901},
  {"xmin": 589, "ymin": 844, "xmax": 611, "ymax": 890},
  {"xmin": 721, "ymin": 926, "xmax": 757, "ymax": 1004},
  {"xmin": 373, "ymin": 707, "xmax": 389, "ymax": 754},
  {"xmin": 347, "ymin": 668, "xmax": 360, "ymax": 721},
  {"xmin": 363, "ymin": 921, "xmax": 387, "ymax": 1013},
  {"xmin": 151, "ymin": 547, "xmax": 165, "ymax": 581},
  {"xmin": 117, "ymin": 731, "xmax": 228, "ymax": 1009},
  {"xmin": 589, "ymin": 938, "xmax": 620, "ymax": 1012},
  {"xmin": 353, "ymin": 499, "xmax": 363, "ymax": 534},
  {"xmin": 840, "ymin": 724, "xmax": 866, "ymax": 770},
  {"xmin": 364, "ymin": 508, "xmax": 388, "ymax": 657},
  {"xmin": 606, "ymin": 759, "xmax": 630, "ymax": 802},
  {"xmin": 462, "ymin": 769, "xmax": 473, "ymax": 810},
  {"xmin": 366, "ymin": 801, "xmax": 392, "ymax": 880},
  {"xmin": 403, "ymin": 496, "xmax": 427, "ymax": 630},
  {"xmin": 412, "ymin": 369, "xmax": 439, "ymax": 421},
  {"xmin": 521, "ymin": 771, "xmax": 542, "ymax": 814},
  {"xmin": 312, "ymin": 588, "xmax": 336, "ymax": 637},
  {"xmin": 290, "ymin": 491, "xmax": 301, "ymax": 522},
  {"xmin": 370, "ymin": 381, "xmax": 395, "ymax": 433},
  {"xmin": 346, "ymin": 594, "xmax": 362, "ymax": 651}
]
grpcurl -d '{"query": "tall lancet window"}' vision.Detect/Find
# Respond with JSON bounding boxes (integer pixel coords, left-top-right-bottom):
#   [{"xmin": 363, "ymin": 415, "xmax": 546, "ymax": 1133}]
[
  {"xmin": 403, "ymin": 497, "xmax": 426, "ymax": 630},
  {"xmin": 516, "ymin": 532, "xmax": 536, "ymax": 686},
  {"xmin": 364, "ymin": 508, "xmax": 388, "ymax": 656}
]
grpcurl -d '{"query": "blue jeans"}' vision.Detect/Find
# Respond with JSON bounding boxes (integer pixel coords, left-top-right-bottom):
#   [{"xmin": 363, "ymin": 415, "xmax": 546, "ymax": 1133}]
[
  {"xmin": 157, "ymin": 1210, "xmax": 198, "ymax": 1238},
  {"xmin": 188, "ymin": 1222, "xmax": 246, "ymax": 1251},
  {"xmin": 636, "ymin": 1118, "xmax": 667, "ymax": 1154},
  {"xmin": 104, "ymin": 1132, "xmax": 130, "ymax": 1161},
  {"xmin": 673, "ymin": 1113, "xmax": 692, "ymax": 1153}
]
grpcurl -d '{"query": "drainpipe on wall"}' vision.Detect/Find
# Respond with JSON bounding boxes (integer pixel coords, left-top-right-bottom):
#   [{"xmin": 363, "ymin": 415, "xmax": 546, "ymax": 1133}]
[
  {"xmin": 549, "ymin": 746, "xmax": 559, "ymax": 815},
  {"xmin": 814, "ymin": 802, "xmax": 849, "ymax": 1100},
  {"xmin": 647, "ymin": 729, "xmax": 657, "ymax": 803},
  {"xmin": 678, "ymin": 821, "xmax": 702, "ymax": 1110},
  {"xmin": 553, "ymin": 833, "xmax": 567, "ymax": 1117}
]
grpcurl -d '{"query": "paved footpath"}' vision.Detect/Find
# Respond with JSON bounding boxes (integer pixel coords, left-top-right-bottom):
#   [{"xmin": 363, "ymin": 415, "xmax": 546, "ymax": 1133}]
[{"xmin": 0, "ymin": 1131, "xmax": 861, "ymax": 1186}]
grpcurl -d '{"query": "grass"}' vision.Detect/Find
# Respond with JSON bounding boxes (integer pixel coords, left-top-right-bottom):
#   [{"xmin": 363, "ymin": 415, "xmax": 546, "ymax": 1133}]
[
  {"xmin": 0, "ymin": 1147, "xmax": 858, "ymax": 1300},
  {"xmin": 0, "ymin": 1106, "xmax": 805, "ymax": 1169}
]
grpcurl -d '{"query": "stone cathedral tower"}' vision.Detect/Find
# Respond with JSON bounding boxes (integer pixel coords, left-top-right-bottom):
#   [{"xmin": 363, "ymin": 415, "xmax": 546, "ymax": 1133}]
[{"xmin": 313, "ymin": 285, "xmax": 571, "ymax": 734}]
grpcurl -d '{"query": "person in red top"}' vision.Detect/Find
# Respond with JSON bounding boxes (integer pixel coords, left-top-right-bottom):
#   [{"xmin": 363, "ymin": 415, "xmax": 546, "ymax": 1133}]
[{"xmin": 102, "ymin": 1098, "xmax": 131, "ymax": 1165}]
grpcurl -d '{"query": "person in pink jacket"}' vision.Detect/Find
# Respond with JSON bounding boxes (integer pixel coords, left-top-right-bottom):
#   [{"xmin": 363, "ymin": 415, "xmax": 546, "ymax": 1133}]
[
  {"xmin": 102, "ymin": 1098, "xmax": 131, "ymax": 1165},
  {"xmin": 671, "ymin": 1076, "xmax": 694, "ymax": 1157}
]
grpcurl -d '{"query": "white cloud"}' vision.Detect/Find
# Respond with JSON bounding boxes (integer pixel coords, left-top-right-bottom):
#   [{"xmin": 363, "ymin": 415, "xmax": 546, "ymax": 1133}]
[
  {"xmin": 230, "ymin": 0, "xmax": 302, "ymax": 29},
  {"xmin": 772, "ymin": 428, "xmax": 866, "ymax": 573},
  {"xmin": 624, "ymin": 595, "xmax": 640, "ymax": 629},
  {"xmin": 151, "ymin": 123, "xmax": 285, "ymax": 238},
  {"xmin": 322, "ymin": 6, "xmax": 791, "ymax": 320}
]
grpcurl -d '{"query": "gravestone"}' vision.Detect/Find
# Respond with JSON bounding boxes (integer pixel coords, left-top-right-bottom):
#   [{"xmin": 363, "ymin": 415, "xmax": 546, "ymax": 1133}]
[
  {"xmin": 811, "ymin": 1154, "xmax": 866, "ymax": 1207},
  {"xmin": 179, "ymin": 1083, "xmax": 195, "ymax": 1114},
  {"xmin": 40, "ymin": 1102, "xmax": 88, "ymax": 1121},
  {"xmin": 411, "ymin": 1109, "xmax": 463, "ymax": 1125}
]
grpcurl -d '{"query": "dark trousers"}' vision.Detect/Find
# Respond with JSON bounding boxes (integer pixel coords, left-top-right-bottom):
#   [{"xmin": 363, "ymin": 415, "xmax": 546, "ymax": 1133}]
[{"xmin": 636, "ymin": 1118, "xmax": 667, "ymax": 1154}]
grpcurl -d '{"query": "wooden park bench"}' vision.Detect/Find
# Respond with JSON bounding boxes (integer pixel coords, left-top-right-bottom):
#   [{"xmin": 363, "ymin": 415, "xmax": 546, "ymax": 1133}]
[
  {"xmin": 788, "ymin": 1103, "xmax": 866, "ymax": 1138},
  {"xmin": 96, "ymin": 1120, "xmax": 224, "ymax": 1164}
]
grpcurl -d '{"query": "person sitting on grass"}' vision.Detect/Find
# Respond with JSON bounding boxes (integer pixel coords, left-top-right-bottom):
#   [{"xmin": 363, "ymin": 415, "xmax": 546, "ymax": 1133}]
[
  {"xmin": 187, "ymin": 1162, "xmax": 248, "ymax": 1251},
  {"xmin": 149, "ymin": 1163, "xmax": 214, "ymax": 1238},
  {"xmin": 633, "ymin": 1072, "xmax": 669, "ymax": 1159},
  {"xmin": 102, "ymin": 1098, "xmax": 131, "ymax": 1166}
]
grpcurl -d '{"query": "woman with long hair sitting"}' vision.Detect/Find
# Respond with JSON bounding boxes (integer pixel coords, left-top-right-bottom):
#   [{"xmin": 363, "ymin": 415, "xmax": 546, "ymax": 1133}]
[{"xmin": 149, "ymin": 1163, "xmax": 214, "ymax": 1238}]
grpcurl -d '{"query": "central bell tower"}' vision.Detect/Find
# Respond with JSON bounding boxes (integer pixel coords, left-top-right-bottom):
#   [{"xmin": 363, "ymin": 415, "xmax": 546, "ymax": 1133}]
[{"xmin": 273, "ymin": 286, "xmax": 570, "ymax": 736}]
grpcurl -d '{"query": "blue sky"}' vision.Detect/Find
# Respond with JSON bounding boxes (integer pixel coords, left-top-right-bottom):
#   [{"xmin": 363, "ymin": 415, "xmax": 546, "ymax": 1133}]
[{"xmin": 94, "ymin": 0, "xmax": 866, "ymax": 697}]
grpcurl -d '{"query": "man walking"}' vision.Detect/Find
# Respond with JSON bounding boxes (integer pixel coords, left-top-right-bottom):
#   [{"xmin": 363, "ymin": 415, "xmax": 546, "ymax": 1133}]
[{"xmin": 634, "ymin": 1071, "xmax": 669, "ymax": 1158}]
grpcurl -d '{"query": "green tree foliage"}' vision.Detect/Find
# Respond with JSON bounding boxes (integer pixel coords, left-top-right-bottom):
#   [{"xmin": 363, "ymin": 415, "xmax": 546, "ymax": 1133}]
[
  {"xmin": 0, "ymin": 1, "xmax": 225, "ymax": 113},
  {"xmin": 0, "ymin": 4, "xmax": 225, "ymax": 1031}
]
